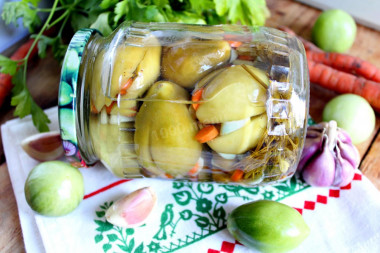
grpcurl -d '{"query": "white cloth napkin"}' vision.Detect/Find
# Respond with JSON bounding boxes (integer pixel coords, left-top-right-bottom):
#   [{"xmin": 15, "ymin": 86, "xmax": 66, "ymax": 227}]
[{"xmin": 2, "ymin": 107, "xmax": 380, "ymax": 253}]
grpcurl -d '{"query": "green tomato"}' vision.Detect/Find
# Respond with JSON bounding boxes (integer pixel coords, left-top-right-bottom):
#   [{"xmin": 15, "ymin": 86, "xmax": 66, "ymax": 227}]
[
  {"xmin": 323, "ymin": 94, "xmax": 375, "ymax": 144},
  {"xmin": 227, "ymin": 200, "xmax": 310, "ymax": 252},
  {"xmin": 312, "ymin": 9, "xmax": 356, "ymax": 52},
  {"xmin": 24, "ymin": 161, "xmax": 84, "ymax": 217}
]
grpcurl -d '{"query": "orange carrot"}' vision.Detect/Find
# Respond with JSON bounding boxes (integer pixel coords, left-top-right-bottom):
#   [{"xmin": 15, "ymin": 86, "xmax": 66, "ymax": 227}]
[
  {"xmin": 308, "ymin": 60, "xmax": 380, "ymax": 113},
  {"xmin": 195, "ymin": 125, "xmax": 219, "ymax": 143},
  {"xmin": 306, "ymin": 50, "xmax": 380, "ymax": 83},
  {"xmin": 227, "ymin": 40, "xmax": 243, "ymax": 48},
  {"xmin": 91, "ymin": 103, "xmax": 99, "ymax": 113},
  {"xmin": 105, "ymin": 101, "xmax": 115, "ymax": 114},
  {"xmin": 165, "ymin": 173, "xmax": 173, "ymax": 179},
  {"xmin": 231, "ymin": 169, "xmax": 244, "ymax": 182},
  {"xmin": 0, "ymin": 39, "xmax": 38, "ymax": 107},
  {"xmin": 119, "ymin": 77, "xmax": 134, "ymax": 95},
  {"xmin": 188, "ymin": 162, "xmax": 199, "ymax": 175},
  {"xmin": 192, "ymin": 88, "xmax": 203, "ymax": 110},
  {"xmin": 238, "ymin": 55, "xmax": 255, "ymax": 61}
]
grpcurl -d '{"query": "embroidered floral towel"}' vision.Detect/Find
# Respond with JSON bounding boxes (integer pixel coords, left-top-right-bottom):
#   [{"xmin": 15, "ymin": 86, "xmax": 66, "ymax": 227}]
[{"xmin": 2, "ymin": 107, "xmax": 380, "ymax": 253}]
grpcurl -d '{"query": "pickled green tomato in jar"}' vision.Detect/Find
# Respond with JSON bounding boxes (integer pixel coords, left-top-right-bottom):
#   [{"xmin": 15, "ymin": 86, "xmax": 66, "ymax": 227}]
[{"xmin": 58, "ymin": 22, "xmax": 309, "ymax": 186}]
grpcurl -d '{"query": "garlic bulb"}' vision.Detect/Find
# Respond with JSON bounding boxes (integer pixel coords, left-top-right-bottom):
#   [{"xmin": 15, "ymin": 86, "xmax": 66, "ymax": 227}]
[{"xmin": 297, "ymin": 121, "xmax": 360, "ymax": 187}]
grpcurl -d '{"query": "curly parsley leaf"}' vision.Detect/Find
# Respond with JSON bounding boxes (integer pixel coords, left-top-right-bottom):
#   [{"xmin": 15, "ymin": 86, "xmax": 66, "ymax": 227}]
[
  {"xmin": 0, "ymin": 55, "xmax": 18, "ymax": 75},
  {"xmin": 90, "ymin": 12, "xmax": 113, "ymax": 36},
  {"xmin": 31, "ymin": 102, "xmax": 50, "ymax": 132},
  {"xmin": 11, "ymin": 69, "xmax": 50, "ymax": 132},
  {"xmin": 2, "ymin": 1, "xmax": 41, "ymax": 32},
  {"xmin": 227, "ymin": 0, "xmax": 269, "ymax": 26},
  {"xmin": 114, "ymin": 0, "xmax": 129, "ymax": 24}
]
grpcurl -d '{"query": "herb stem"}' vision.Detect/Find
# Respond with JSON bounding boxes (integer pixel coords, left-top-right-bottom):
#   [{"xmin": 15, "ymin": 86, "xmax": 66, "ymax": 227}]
[
  {"xmin": 58, "ymin": 12, "xmax": 70, "ymax": 37},
  {"xmin": 35, "ymin": 6, "xmax": 65, "ymax": 12},
  {"xmin": 47, "ymin": 9, "xmax": 70, "ymax": 29},
  {"xmin": 22, "ymin": 0, "xmax": 60, "ymax": 83}
]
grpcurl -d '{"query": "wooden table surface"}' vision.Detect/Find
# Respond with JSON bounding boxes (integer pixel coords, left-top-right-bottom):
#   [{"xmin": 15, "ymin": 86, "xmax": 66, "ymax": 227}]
[{"xmin": 1, "ymin": 0, "xmax": 380, "ymax": 252}]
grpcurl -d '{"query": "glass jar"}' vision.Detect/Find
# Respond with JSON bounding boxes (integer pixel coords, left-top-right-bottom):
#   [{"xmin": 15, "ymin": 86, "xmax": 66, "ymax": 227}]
[{"xmin": 58, "ymin": 21, "xmax": 309, "ymax": 186}]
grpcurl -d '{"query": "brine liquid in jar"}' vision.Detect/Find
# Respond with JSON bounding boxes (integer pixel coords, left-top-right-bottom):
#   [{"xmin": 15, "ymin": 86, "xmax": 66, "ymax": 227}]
[{"xmin": 59, "ymin": 22, "xmax": 309, "ymax": 186}]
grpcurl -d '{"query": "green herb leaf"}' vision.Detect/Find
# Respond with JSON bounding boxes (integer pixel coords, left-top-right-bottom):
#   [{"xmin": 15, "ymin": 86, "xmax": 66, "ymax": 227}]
[
  {"xmin": 31, "ymin": 101, "xmax": 50, "ymax": 132},
  {"xmin": 11, "ymin": 69, "xmax": 50, "ymax": 132},
  {"xmin": 226, "ymin": 0, "xmax": 269, "ymax": 26},
  {"xmin": 0, "ymin": 55, "xmax": 18, "ymax": 75},
  {"xmin": 172, "ymin": 11, "xmax": 206, "ymax": 24},
  {"xmin": 213, "ymin": 0, "xmax": 228, "ymax": 16},
  {"xmin": 100, "ymin": 0, "xmax": 119, "ymax": 9},
  {"xmin": 90, "ymin": 12, "xmax": 113, "ymax": 36},
  {"xmin": 153, "ymin": 0, "xmax": 169, "ymax": 8},
  {"xmin": 114, "ymin": 0, "xmax": 129, "ymax": 24},
  {"xmin": 144, "ymin": 6, "xmax": 167, "ymax": 22},
  {"xmin": 189, "ymin": 0, "xmax": 214, "ymax": 15},
  {"xmin": 34, "ymin": 35, "xmax": 54, "ymax": 58},
  {"xmin": 2, "ymin": 1, "xmax": 41, "ymax": 32}
]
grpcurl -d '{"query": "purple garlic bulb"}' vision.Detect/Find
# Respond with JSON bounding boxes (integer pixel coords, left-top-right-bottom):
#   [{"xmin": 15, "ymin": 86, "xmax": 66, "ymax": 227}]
[{"xmin": 297, "ymin": 121, "xmax": 360, "ymax": 187}]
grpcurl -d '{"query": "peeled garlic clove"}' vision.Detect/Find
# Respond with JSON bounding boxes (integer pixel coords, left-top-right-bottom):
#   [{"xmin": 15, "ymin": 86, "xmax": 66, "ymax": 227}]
[
  {"xmin": 106, "ymin": 187, "xmax": 157, "ymax": 228},
  {"xmin": 21, "ymin": 131, "xmax": 64, "ymax": 162},
  {"xmin": 302, "ymin": 138, "xmax": 336, "ymax": 187},
  {"xmin": 338, "ymin": 140, "xmax": 360, "ymax": 169}
]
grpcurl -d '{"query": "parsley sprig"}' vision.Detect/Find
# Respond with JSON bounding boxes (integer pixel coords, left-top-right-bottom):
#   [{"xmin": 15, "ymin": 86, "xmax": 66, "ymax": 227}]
[{"xmin": 0, "ymin": 0, "xmax": 269, "ymax": 132}]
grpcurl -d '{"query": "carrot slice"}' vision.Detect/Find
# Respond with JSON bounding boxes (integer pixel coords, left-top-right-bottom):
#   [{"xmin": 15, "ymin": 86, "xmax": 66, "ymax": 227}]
[
  {"xmin": 192, "ymin": 88, "xmax": 204, "ymax": 111},
  {"xmin": 119, "ymin": 77, "xmax": 134, "ymax": 95},
  {"xmin": 227, "ymin": 40, "xmax": 242, "ymax": 48},
  {"xmin": 195, "ymin": 125, "xmax": 219, "ymax": 143},
  {"xmin": 238, "ymin": 55, "xmax": 255, "ymax": 61},
  {"xmin": 231, "ymin": 169, "xmax": 244, "ymax": 182},
  {"xmin": 188, "ymin": 162, "xmax": 200, "ymax": 175},
  {"xmin": 105, "ymin": 101, "xmax": 115, "ymax": 114},
  {"xmin": 91, "ymin": 104, "xmax": 99, "ymax": 113},
  {"xmin": 165, "ymin": 173, "xmax": 173, "ymax": 179}
]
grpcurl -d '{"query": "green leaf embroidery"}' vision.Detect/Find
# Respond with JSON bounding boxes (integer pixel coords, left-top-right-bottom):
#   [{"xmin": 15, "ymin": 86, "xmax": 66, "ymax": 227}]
[
  {"xmin": 215, "ymin": 193, "xmax": 227, "ymax": 204},
  {"xmin": 173, "ymin": 191, "xmax": 192, "ymax": 205},
  {"xmin": 133, "ymin": 242, "xmax": 144, "ymax": 253},
  {"xmin": 103, "ymin": 243, "xmax": 112, "ymax": 252},
  {"xmin": 117, "ymin": 244, "xmax": 128, "ymax": 251},
  {"xmin": 128, "ymin": 238, "xmax": 135, "ymax": 251},
  {"xmin": 179, "ymin": 210, "xmax": 192, "ymax": 221},
  {"xmin": 126, "ymin": 228, "xmax": 134, "ymax": 236},
  {"xmin": 197, "ymin": 183, "xmax": 213, "ymax": 194},
  {"xmin": 96, "ymin": 211, "xmax": 106, "ymax": 218},
  {"xmin": 213, "ymin": 206, "xmax": 226, "ymax": 220},
  {"xmin": 195, "ymin": 216, "xmax": 210, "ymax": 228},
  {"xmin": 95, "ymin": 220, "xmax": 114, "ymax": 232},
  {"xmin": 107, "ymin": 234, "xmax": 118, "ymax": 242},
  {"xmin": 95, "ymin": 234, "xmax": 103, "ymax": 243}
]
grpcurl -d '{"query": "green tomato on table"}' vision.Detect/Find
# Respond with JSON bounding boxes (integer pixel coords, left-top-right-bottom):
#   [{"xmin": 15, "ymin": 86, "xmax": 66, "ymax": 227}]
[
  {"xmin": 312, "ymin": 9, "xmax": 357, "ymax": 53},
  {"xmin": 323, "ymin": 94, "xmax": 375, "ymax": 144},
  {"xmin": 24, "ymin": 161, "xmax": 84, "ymax": 217}
]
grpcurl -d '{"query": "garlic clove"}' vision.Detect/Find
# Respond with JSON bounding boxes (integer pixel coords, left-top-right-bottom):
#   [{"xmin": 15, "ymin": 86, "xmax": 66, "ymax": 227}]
[
  {"xmin": 21, "ymin": 131, "xmax": 64, "ymax": 162},
  {"xmin": 338, "ymin": 140, "xmax": 360, "ymax": 169},
  {"xmin": 333, "ymin": 150, "xmax": 355, "ymax": 187},
  {"xmin": 337, "ymin": 129, "xmax": 352, "ymax": 144},
  {"xmin": 298, "ymin": 140, "xmax": 320, "ymax": 171},
  {"xmin": 105, "ymin": 187, "xmax": 157, "ymax": 228},
  {"xmin": 302, "ymin": 137, "xmax": 336, "ymax": 187}
]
